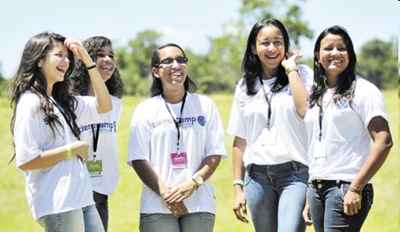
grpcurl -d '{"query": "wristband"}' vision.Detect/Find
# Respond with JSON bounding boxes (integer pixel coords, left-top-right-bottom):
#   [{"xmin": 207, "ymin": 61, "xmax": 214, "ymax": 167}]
[
  {"xmin": 348, "ymin": 185, "xmax": 362, "ymax": 194},
  {"xmin": 86, "ymin": 63, "xmax": 97, "ymax": 70},
  {"xmin": 285, "ymin": 66, "xmax": 299, "ymax": 75},
  {"xmin": 233, "ymin": 179, "xmax": 244, "ymax": 187}
]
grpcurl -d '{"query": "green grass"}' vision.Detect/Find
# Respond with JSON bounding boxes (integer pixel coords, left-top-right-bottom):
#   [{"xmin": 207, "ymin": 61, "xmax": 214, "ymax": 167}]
[{"xmin": 0, "ymin": 91, "xmax": 398, "ymax": 232}]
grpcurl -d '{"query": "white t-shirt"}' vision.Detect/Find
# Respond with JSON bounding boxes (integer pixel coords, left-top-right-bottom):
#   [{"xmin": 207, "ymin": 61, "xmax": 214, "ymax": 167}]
[
  {"xmin": 79, "ymin": 96, "xmax": 122, "ymax": 195},
  {"xmin": 127, "ymin": 93, "xmax": 226, "ymax": 214},
  {"xmin": 227, "ymin": 65, "xmax": 313, "ymax": 166},
  {"xmin": 305, "ymin": 78, "xmax": 388, "ymax": 182},
  {"xmin": 14, "ymin": 92, "xmax": 106, "ymax": 219}
]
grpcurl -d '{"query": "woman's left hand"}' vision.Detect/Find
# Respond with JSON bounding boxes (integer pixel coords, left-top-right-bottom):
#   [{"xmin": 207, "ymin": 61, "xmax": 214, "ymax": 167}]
[
  {"xmin": 163, "ymin": 179, "xmax": 197, "ymax": 204},
  {"xmin": 343, "ymin": 190, "xmax": 362, "ymax": 216},
  {"xmin": 281, "ymin": 51, "xmax": 302, "ymax": 72},
  {"xmin": 64, "ymin": 38, "xmax": 93, "ymax": 66}
]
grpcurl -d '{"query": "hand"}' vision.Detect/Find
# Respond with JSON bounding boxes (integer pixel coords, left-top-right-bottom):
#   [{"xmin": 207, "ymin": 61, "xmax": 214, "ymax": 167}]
[
  {"xmin": 166, "ymin": 202, "xmax": 188, "ymax": 217},
  {"xmin": 232, "ymin": 187, "xmax": 248, "ymax": 223},
  {"xmin": 302, "ymin": 200, "xmax": 312, "ymax": 226},
  {"xmin": 281, "ymin": 51, "xmax": 302, "ymax": 72},
  {"xmin": 343, "ymin": 190, "xmax": 362, "ymax": 216},
  {"xmin": 64, "ymin": 38, "xmax": 93, "ymax": 66},
  {"xmin": 163, "ymin": 179, "xmax": 197, "ymax": 204},
  {"xmin": 70, "ymin": 141, "xmax": 89, "ymax": 161}
]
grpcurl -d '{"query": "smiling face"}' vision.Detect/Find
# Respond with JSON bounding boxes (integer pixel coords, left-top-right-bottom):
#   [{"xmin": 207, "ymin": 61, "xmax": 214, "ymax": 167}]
[
  {"xmin": 152, "ymin": 46, "xmax": 188, "ymax": 92},
  {"xmin": 39, "ymin": 41, "xmax": 70, "ymax": 86},
  {"xmin": 252, "ymin": 25, "xmax": 286, "ymax": 77},
  {"xmin": 95, "ymin": 45, "xmax": 116, "ymax": 82},
  {"xmin": 317, "ymin": 33, "xmax": 349, "ymax": 80}
]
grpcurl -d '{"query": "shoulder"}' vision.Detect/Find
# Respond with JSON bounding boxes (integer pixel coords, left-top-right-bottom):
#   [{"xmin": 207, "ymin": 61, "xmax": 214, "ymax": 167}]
[
  {"xmin": 132, "ymin": 96, "xmax": 161, "ymax": 118},
  {"xmin": 17, "ymin": 92, "xmax": 41, "ymax": 113},
  {"xmin": 354, "ymin": 77, "xmax": 383, "ymax": 98},
  {"xmin": 297, "ymin": 64, "xmax": 313, "ymax": 82}
]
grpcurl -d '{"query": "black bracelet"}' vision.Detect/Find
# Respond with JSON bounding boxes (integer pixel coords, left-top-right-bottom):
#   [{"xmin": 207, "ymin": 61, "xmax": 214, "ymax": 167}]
[{"xmin": 86, "ymin": 63, "xmax": 97, "ymax": 70}]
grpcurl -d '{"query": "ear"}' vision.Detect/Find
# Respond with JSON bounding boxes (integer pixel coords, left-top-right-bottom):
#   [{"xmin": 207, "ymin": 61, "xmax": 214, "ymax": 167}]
[
  {"xmin": 251, "ymin": 45, "xmax": 257, "ymax": 55},
  {"xmin": 152, "ymin": 67, "xmax": 160, "ymax": 78}
]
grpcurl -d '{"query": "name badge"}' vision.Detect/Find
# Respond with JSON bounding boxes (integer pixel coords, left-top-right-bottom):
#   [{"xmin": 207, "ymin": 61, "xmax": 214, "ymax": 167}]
[
  {"xmin": 86, "ymin": 160, "xmax": 103, "ymax": 177},
  {"xmin": 171, "ymin": 152, "xmax": 188, "ymax": 169}
]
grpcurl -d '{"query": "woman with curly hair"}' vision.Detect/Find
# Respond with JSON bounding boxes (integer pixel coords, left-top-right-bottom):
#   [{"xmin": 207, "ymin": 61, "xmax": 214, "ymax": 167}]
[
  {"xmin": 71, "ymin": 36, "xmax": 123, "ymax": 231},
  {"xmin": 10, "ymin": 32, "xmax": 111, "ymax": 232}
]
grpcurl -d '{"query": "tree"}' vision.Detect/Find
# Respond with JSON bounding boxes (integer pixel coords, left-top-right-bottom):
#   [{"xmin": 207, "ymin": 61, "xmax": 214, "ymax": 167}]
[{"xmin": 357, "ymin": 38, "xmax": 397, "ymax": 89}]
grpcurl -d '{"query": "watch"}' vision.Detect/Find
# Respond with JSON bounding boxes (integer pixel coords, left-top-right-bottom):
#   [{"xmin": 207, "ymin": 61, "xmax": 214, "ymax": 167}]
[{"xmin": 192, "ymin": 173, "xmax": 204, "ymax": 188}]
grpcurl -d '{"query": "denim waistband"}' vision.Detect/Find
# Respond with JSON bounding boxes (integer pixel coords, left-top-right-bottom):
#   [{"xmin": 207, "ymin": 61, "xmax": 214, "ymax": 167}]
[
  {"xmin": 309, "ymin": 179, "xmax": 373, "ymax": 190},
  {"xmin": 247, "ymin": 161, "xmax": 308, "ymax": 175}
]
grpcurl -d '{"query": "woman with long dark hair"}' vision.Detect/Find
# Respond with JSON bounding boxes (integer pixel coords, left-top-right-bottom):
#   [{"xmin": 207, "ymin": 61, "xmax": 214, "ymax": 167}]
[
  {"xmin": 70, "ymin": 36, "xmax": 123, "ymax": 231},
  {"xmin": 10, "ymin": 32, "xmax": 111, "ymax": 231},
  {"xmin": 303, "ymin": 25, "xmax": 393, "ymax": 232},
  {"xmin": 127, "ymin": 43, "xmax": 225, "ymax": 232},
  {"xmin": 228, "ymin": 18, "xmax": 313, "ymax": 231}
]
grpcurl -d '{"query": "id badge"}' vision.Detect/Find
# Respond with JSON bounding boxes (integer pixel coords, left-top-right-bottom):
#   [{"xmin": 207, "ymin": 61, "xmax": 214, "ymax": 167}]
[
  {"xmin": 171, "ymin": 151, "xmax": 188, "ymax": 169},
  {"xmin": 86, "ymin": 160, "xmax": 103, "ymax": 177},
  {"xmin": 313, "ymin": 140, "xmax": 327, "ymax": 161},
  {"xmin": 261, "ymin": 127, "xmax": 277, "ymax": 146}
]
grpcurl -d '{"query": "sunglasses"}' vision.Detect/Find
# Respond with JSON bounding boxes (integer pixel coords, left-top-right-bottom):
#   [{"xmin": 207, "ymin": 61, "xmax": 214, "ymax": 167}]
[{"xmin": 158, "ymin": 56, "xmax": 188, "ymax": 67}]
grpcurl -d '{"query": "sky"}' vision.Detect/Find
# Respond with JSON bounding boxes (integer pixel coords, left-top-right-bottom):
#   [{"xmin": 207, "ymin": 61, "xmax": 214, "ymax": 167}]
[{"xmin": 0, "ymin": 0, "xmax": 398, "ymax": 77}]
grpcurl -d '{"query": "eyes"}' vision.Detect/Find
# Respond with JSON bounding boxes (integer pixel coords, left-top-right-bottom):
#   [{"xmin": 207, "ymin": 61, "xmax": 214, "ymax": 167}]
[
  {"xmin": 258, "ymin": 40, "xmax": 284, "ymax": 48},
  {"xmin": 96, "ymin": 52, "xmax": 114, "ymax": 60},
  {"xmin": 158, "ymin": 56, "xmax": 188, "ymax": 67},
  {"xmin": 53, "ymin": 52, "xmax": 69, "ymax": 59},
  {"xmin": 322, "ymin": 46, "xmax": 347, "ymax": 52}
]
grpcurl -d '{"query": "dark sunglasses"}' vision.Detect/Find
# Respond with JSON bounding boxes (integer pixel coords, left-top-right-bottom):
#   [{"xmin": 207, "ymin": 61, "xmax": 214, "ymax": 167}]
[{"xmin": 158, "ymin": 56, "xmax": 188, "ymax": 67}]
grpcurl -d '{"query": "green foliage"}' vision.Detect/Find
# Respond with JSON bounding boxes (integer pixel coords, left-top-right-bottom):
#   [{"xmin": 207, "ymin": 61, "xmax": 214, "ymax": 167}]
[{"xmin": 357, "ymin": 38, "xmax": 398, "ymax": 89}]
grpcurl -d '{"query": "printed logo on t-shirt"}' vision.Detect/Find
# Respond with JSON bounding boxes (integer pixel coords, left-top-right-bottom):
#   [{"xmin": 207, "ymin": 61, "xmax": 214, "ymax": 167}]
[
  {"xmin": 80, "ymin": 122, "xmax": 117, "ymax": 133},
  {"xmin": 151, "ymin": 115, "xmax": 206, "ymax": 128}
]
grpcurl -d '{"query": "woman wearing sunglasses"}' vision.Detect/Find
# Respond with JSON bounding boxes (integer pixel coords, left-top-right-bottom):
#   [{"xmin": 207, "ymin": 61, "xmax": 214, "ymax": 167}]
[{"xmin": 127, "ymin": 43, "xmax": 226, "ymax": 232}]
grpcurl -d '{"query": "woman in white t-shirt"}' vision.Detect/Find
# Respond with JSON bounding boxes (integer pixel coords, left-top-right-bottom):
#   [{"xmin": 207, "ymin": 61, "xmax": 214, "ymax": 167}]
[
  {"xmin": 71, "ymin": 36, "xmax": 123, "ymax": 232},
  {"xmin": 127, "ymin": 43, "xmax": 226, "ymax": 232},
  {"xmin": 302, "ymin": 25, "xmax": 393, "ymax": 232},
  {"xmin": 227, "ymin": 18, "xmax": 313, "ymax": 232},
  {"xmin": 10, "ymin": 32, "xmax": 112, "ymax": 232}
]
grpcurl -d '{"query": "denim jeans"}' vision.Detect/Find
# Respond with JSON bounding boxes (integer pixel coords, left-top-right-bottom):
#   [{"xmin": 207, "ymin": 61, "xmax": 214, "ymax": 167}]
[
  {"xmin": 38, "ymin": 205, "xmax": 104, "ymax": 232},
  {"xmin": 307, "ymin": 181, "xmax": 374, "ymax": 232},
  {"xmin": 94, "ymin": 192, "xmax": 109, "ymax": 231},
  {"xmin": 139, "ymin": 212, "xmax": 215, "ymax": 232},
  {"xmin": 244, "ymin": 161, "xmax": 308, "ymax": 232}
]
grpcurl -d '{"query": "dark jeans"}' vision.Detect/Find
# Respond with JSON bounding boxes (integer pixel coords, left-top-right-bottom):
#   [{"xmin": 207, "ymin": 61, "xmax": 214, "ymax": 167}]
[
  {"xmin": 307, "ymin": 180, "xmax": 373, "ymax": 232},
  {"xmin": 93, "ymin": 192, "xmax": 109, "ymax": 232}
]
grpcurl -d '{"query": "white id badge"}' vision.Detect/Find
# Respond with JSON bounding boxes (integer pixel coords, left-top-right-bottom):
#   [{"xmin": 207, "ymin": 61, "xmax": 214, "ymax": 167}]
[
  {"xmin": 87, "ymin": 160, "xmax": 103, "ymax": 177},
  {"xmin": 313, "ymin": 140, "xmax": 327, "ymax": 161},
  {"xmin": 261, "ymin": 127, "xmax": 277, "ymax": 146}
]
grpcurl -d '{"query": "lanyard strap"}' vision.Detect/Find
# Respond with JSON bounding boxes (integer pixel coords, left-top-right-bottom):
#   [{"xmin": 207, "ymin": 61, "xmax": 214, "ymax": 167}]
[
  {"xmin": 162, "ymin": 92, "xmax": 187, "ymax": 151},
  {"xmin": 49, "ymin": 97, "xmax": 80, "ymax": 140},
  {"xmin": 91, "ymin": 124, "xmax": 100, "ymax": 159},
  {"xmin": 259, "ymin": 76, "xmax": 273, "ymax": 129}
]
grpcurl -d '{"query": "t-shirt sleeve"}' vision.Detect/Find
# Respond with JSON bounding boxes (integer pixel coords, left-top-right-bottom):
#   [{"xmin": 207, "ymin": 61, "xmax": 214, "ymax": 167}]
[
  {"xmin": 205, "ymin": 99, "xmax": 227, "ymax": 157},
  {"xmin": 355, "ymin": 81, "xmax": 388, "ymax": 128},
  {"xmin": 127, "ymin": 103, "xmax": 152, "ymax": 165},
  {"xmin": 298, "ymin": 64, "xmax": 314, "ymax": 94},
  {"xmin": 227, "ymin": 83, "xmax": 247, "ymax": 139},
  {"xmin": 74, "ymin": 96, "xmax": 104, "ymax": 126},
  {"xmin": 14, "ymin": 95, "xmax": 46, "ymax": 168}
]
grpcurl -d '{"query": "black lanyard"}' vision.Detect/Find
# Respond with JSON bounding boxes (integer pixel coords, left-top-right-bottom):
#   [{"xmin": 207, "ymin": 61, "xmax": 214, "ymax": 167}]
[
  {"xmin": 48, "ymin": 97, "xmax": 80, "ymax": 140},
  {"xmin": 91, "ymin": 124, "xmax": 100, "ymax": 159},
  {"xmin": 259, "ymin": 76, "xmax": 273, "ymax": 129},
  {"xmin": 162, "ymin": 92, "xmax": 187, "ymax": 151}
]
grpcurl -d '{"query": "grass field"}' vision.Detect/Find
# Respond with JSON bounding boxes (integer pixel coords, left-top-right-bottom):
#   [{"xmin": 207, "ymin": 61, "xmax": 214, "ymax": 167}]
[{"xmin": 0, "ymin": 90, "xmax": 398, "ymax": 232}]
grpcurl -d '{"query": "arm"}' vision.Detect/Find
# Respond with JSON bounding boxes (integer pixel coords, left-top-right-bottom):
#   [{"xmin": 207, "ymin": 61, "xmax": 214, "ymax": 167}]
[
  {"xmin": 232, "ymin": 136, "xmax": 248, "ymax": 223},
  {"xmin": 281, "ymin": 52, "xmax": 308, "ymax": 118},
  {"xmin": 19, "ymin": 141, "xmax": 89, "ymax": 171},
  {"xmin": 344, "ymin": 116, "xmax": 393, "ymax": 215},
  {"xmin": 164, "ymin": 155, "xmax": 222, "ymax": 204},
  {"xmin": 64, "ymin": 38, "xmax": 112, "ymax": 113}
]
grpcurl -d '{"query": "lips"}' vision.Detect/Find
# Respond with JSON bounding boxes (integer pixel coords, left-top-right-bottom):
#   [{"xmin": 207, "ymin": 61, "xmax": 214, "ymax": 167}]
[{"xmin": 56, "ymin": 66, "xmax": 67, "ymax": 74}]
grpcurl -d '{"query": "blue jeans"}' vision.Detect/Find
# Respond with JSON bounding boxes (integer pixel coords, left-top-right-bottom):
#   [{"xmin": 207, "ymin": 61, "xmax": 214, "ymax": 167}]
[
  {"xmin": 307, "ymin": 181, "xmax": 374, "ymax": 232},
  {"xmin": 38, "ymin": 205, "xmax": 104, "ymax": 232},
  {"xmin": 244, "ymin": 161, "xmax": 308, "ymax": 232},
  {"xmin": 139, "ymin": 212, "xmax": 215, "ymax": 232}
]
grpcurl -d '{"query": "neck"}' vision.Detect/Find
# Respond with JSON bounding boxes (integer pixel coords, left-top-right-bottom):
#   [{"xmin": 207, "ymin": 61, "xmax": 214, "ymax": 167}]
[
  {"xmin": 326, "ymin": 75, "xmax": 337, "ymax": 88},
  {"xmin": 163, "ymin": 87, "xmax": 185, "ymax": 104},
  {"xmin": 262, "ymin": 67, "xmax": 278, "ymax": 80},
  {"xmin": 47, "ymin": 83, "xmax": 53, "ymax": 96}
]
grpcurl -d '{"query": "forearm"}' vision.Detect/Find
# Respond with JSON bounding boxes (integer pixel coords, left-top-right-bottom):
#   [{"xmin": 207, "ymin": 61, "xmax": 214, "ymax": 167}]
[
  {"xmin": 193, "ymin": 155, "xmax": 222, "ymax": 181},
  {"xmin": 232, "ymin": 137, "xmax": 246, "ymax": 182},
  {"xmin": 287, "ymin": 71, "xmax": 308, "ymax": 118},
  {"xmin": 88, "ymin": 68, "xmax": 112, "ymax": 113},
  {"xmin": 131, "ymin": 160, "xmax": 167, "ymax": 196}
]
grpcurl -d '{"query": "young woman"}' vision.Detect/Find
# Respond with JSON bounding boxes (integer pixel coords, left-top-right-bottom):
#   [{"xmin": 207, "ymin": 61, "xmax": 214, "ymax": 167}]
[
  {"xmin": 303, "ymin": 25, "xmax": 393, "ymax": 232},
  {"xmin": 71, "ymin": 36, "xmax": 123, "ymax": 231},
  {"xmin": 227, "ymin": 18, "xmax": 313, "ymax": 232},
  {"xmin": 10, "ymin": 32, "xmax": 111, "ymax": 232},
  {"xmin": 127, "ymin": 43, "xmax": 226, "ymax": 232}
]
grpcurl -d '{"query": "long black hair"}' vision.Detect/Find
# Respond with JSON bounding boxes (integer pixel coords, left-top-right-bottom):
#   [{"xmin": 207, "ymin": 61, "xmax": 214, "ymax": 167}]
[
  {"xmin": 309, "ymin": 25, "xmax": 357, "ymax": 107},
  {"xmin": 10, "ymin": 32, "xmax": 80, "ymax": 160},
  {"xmin": 241, "ymin": 18, "xmax": 290, "ymax": 95},
  {"xmin": 70, "ymin": 36, "xmax": 123, "ymax": 98},
  {"xmin": 150, "ymin": 43, "xmax": 197, "ymax": 97}
]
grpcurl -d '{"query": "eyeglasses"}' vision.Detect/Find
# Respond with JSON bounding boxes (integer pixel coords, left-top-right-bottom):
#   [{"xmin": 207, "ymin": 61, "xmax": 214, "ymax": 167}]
[{"xmin": 158, "ymin": 56, "xmax": 188, "ymax": 67}]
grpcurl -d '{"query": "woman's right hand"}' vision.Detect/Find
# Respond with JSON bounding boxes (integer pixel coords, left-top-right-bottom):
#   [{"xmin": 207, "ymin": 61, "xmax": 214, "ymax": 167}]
[
  {"xmin": 302, "ymin": 199, "xmax": 312, "ymax": 226},
  {"xmin": 233, "ymin": 186, "xmax": 248, "ymax": 223},
  {"xmin": 70, "ymin": 141, "xmax": 89, "ymax": 161}
]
